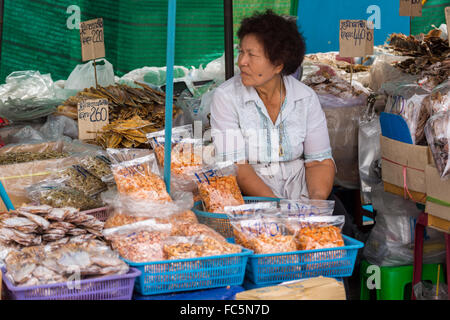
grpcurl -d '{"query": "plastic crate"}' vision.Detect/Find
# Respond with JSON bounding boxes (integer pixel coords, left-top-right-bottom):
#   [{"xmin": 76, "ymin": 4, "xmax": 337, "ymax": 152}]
[
  {"xmin": 81, "ymin": 206, "xmax": 111, "ymax": 222},
  {"xmin": 1, "ymin": 267, "xmax": 141, "ymax": 300},
  {"xmin": 192, "ymin": 196, "xmax": 280, "ymax": 239},
  {"xmin": 123, "ymin": 249, "xmax": 253, "ymax": 296},
  {"xmin": 245, "ymin": 235, "xmax": 364, "ymax": 286}
]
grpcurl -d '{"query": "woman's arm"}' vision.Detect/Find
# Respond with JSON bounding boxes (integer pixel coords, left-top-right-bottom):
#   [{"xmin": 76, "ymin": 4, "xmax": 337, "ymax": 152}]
[
  {"xmin": 302, "ymin": 91, "xmax": 336, "ymax": 200},
  {"xmin": 305, "ymin": 159, "xmax": 335, "ymax": 200},
  {"xmin": 236, "ymin": 163, "xmax": 277, "ymax": 198}
]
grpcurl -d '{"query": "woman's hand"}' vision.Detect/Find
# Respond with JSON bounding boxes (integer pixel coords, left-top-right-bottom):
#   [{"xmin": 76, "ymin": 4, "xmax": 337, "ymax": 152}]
[
  {"xmin": 236, "ymin": 163, "xmax": 277, "ymax": 198},
  {"xmin": 305, "ymin": 159, "xmax": 335, "ymax": 200}
]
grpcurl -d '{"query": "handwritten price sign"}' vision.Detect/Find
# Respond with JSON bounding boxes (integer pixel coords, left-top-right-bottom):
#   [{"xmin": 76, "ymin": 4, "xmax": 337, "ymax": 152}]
[
  {"xmin": 339, "ymin": 20, "xmax": 374, "ymax": 58},
  {"xmin": 400, "ymin": 0, "xmax": 423, "ymax": 17},
  {"xmin": 80, "ymin": 18, "xmax": 105, "ymax": 61},
  {"xmin": 77, "ymin": 99, "xmax": 109, "ymax": 140}
]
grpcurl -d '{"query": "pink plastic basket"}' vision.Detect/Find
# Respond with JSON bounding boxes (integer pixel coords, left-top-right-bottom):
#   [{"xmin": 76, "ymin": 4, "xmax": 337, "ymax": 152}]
[
  {"xmin": 1, "ymin": 267, "xmax": 140, "ymax": 300},
  {"xmin": 80, "ymin": 206, "xmax": 111, "ymax": 222}
]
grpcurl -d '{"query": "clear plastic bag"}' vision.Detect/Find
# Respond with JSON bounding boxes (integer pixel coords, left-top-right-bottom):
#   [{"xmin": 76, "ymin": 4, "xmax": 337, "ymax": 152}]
[
  {"xmin": 279, "ymin": 198, "xmax": 335, "ymax": 217},
  {"xmin": 51, "ymin": 164, "xmax": 107, "ymax": 197},
  {"xmin": 111, "ymin": 153, "xmax": 171, "ymax": 202},
  {"xmin": 228, "ymin": 213, "xmax": 297, "ymax": 254},
  {"xmin": 323, "ymin": 103, "xmax": 363, "ymax": 189},
  {"xmin": 65, "ymin": 59, "xmax": 115, "ymax": 91},
  {"xmin": 106, "ymin": 148, "xmax": 153, "ymax": 164},
  {"xmin": 368, "ymin": 54, "xmax": 418, "ymax": 92},
  {"xmin": 4, "ymin": 240, "xmax": 129, "ymax": 286},
  {"xmin": 194, "ymin": 161, "xmax": 244, "ymax": 213},
  {"xmin": 358, "ymin": 97, "xmax": 382, "ymax": 204},
  {"xmin": 149, "ymin": 135, "xmax": 204, "ymax": 193},
  {"xmin": 383, "ymin": 83, "xmax": 431, "ymax": 145},
  {"xmin": 424, "ymin": 111, "xmax": 450, "ymax": 179},
  {"xmin": 413, "ymin": 281, "xmax": 448, "ymax": 300},
  {"xmin": 162, "ymin": 235, "xmax": 241, "ymax": 260},
  {"xmin": 102, "ymin": 192, "xmax": 197, "ymax": 229},
  {"xmin": 78, "ymin": 153, "xmax": 113, "ymax": 183},
  {"xmin": 224, "ymin": 202, "xmax": 278, "ymax": 215},
  {"xmin": 147, "ymin": 124, "xmax": 194, "ymax": 164},
  {"xmin": 281, "ymin": 215, "xmax": 345, "ymax": 250},
  {"xmin": 363, "ymin": 183, "xmax": 446, "ymax": 266},
  {"xmin": 26, "ymin": 181, "xmax": 103, "ymax": 211},
  {"xmin": 103, "ymin": 219, "xmax": 172, "ymax": 263},
  {"xmin": 170, "ymin": 222, "xmax": 226, "ymax": 243},
  {"xmin": 421, "ymin": 80, "xmax": 450, "ymax": 115},
  {"xmin": 0, "ymin": 71, "xmax": 63, "ymax": 121}
]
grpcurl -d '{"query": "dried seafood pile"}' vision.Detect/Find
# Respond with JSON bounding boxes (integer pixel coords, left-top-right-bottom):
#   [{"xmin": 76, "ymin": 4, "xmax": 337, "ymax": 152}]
[
  {"xmin": 302, "ymin": 64, "xmax": 369, "ymax": 99},
  {"xmin": 387, "ymin": 30, "xmax": 450, "ymax": 88},
  {"xmin": 95, "ymin": 115, "xmax": 156, "ymax": 149},
  {"xmin": 0, "ymin": 151, "xmax": 69, "ymax": 165},
  {"xmin": 56, "ymin": 82, "xmax": 181, "ymax": 125},
  {"xmin": 3, "ymin": 240, "xmax": 129, "ymax": 287},
  {"xmin": 0, "ymin": 205, "xmax": 104, "ymax": 247}
]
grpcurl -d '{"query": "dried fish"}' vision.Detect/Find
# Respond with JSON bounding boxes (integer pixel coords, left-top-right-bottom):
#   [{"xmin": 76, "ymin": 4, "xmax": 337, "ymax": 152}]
[
  {"xmin": 0, "ymin": 151, "xmax": 69, "ymax": 165},
  {"xmin": 56, "ymin": 83, "xmax": 182, "ymax": 149},
  {"xmin": 46, "ymin": 208, "xmax": 69, "ymax": 221},
  {"xmin": 16, "ymin": 211, "xmax": 50, "ymax": 231},
  {"xmin": 58, "ymin": 166, "xmax": 107, "ymax": 197},
  {"xmin": 38, "ymin": 188, "xmax": 102, "ymax": 211},
  {"xmin": 66, "ymin": 228, "xmax": 87, "ymax": 236},
  {"xmin": 48, "ymin": 222, "xmax": 76, "ymax": 231},
  {"xmin": 387, "ymin": 30, "xmax": 450, "ymax": 89},
  {"xmin": 4, "ymin": 240, "xmax": 128, "ymax": 286},
  {"xmin": 0, "ymin": 217, "xmax": 37, "ymax": 230},
  {"xmin": 18, "ymin": 205, "xmax": 53, "ymax": 215}
]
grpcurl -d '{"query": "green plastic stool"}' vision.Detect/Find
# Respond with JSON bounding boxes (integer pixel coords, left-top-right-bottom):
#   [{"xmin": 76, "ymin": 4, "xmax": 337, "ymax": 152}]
[{"xmin": 360, "ymin": 260, "xmax": 446, "ymax": 300}]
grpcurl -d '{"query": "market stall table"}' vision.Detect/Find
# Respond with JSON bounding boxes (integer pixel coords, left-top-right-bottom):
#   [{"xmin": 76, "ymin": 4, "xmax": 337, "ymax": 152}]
[
  {"xmin": 412, "ymin": 212, "xmax": 450, "ymax": 300},
  {"xmin": 133, "ymin": 285, "xmax": 245, "ymax": 300}
]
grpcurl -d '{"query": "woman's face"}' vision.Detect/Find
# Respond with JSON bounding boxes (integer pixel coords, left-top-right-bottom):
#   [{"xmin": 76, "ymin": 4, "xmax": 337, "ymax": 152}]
[{"xmin": 238, "ymin": 34, "xmax": 283, "ymax": 88}]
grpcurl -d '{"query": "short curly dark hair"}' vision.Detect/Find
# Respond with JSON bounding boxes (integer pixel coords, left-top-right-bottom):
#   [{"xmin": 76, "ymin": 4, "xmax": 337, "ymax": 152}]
[{"xmin": 237, "ymin": 10, "xmax": 306, "ymax": 75}]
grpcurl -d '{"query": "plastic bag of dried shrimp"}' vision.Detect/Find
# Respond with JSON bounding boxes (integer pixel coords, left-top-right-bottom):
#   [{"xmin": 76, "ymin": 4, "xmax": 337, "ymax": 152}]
[
  {"xmin": 279, "ymin": 198, "xmax": 335, "ymax": 218},
  {"xmin": 103, "ymin": 219, "xmax": 172, "ymax": 263},
  {"xmin": 193, "ymin": 161, "xmax": 244, "ymax": 213},
  {"xmin": 102, "ymin": 192, "xmax": 197, "ymax": 229},
  {"xmin": 162, "ymin": 235, "xmax": 241, "ymax": 260},
  {"xmin": 227, "ymin": 212, "xmax": 297, "ymax": 254},
  {"xmin": 110, "ymin": 153, "xmax": 172, "ymax": 202}
]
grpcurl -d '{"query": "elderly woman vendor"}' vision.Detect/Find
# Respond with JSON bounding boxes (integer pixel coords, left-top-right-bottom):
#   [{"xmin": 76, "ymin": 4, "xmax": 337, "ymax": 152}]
[{"xmin": 211, "ymin": 10, "xmax": 335, "ymax": 202}]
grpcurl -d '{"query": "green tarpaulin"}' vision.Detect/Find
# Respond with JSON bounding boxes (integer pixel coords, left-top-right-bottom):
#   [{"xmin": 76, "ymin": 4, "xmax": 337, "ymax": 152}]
[{"xmin": 0, "ymin": 0, "xmax": 296, "ymax": 82}]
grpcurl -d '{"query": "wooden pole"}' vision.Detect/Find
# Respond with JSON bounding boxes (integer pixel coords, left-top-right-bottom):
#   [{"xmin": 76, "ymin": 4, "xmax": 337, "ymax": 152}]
[
  {"xmin": 93, "ymin": 58, "xmax": 98, "ymax": 88},
  {"xmin": 224, "ymin": 0, "xmax": 234, "ymax": 80}
]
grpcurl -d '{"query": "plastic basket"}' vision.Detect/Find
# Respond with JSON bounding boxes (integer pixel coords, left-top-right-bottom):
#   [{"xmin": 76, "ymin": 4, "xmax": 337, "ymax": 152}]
[
  {"xmin": 123, "ymin": 249, "xmax": 252, "ymax": 296},
  {"xmin": 192, "ymin": 196, "xmax": 280, "ymax": 239},
  {"xmin": 1, "ymin": 267, "xmax": 141, "ymax": 300},
  {"xmin": 81, "ymin": 206, "xmax": 111, "ymax": 222},
  {"xmin": 245, "ymin": 235, "xmax": 364, "ymax": 286}
]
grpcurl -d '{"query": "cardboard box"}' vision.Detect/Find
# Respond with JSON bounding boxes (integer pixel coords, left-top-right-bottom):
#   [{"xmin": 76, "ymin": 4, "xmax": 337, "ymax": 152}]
[
  {"xmin": 380, "ymin": 136, "xmax": 432, "ymax": 203},
  {"xmin": 0, "ymin": 142, "xmax": 78, "ymax": 212},
  {"xmin": 235, "ymin": 277, "xmax": 346, "ymax": 300},
  {"xmin": 425, "ymin": 164, "xmax": 450, "ymax": 233}
]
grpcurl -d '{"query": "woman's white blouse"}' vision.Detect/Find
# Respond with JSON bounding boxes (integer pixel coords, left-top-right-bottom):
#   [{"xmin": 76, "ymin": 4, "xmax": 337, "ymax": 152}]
[{"xmin": 210, "ymin": 74, "xmax": 333, "ymax": 165}]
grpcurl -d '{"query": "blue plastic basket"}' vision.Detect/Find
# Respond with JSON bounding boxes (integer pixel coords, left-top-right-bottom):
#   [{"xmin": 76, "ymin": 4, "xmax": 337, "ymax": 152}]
[
  {"xmin": 192, "ymin": 196, "xmax": 280, "ymax": 239},
  {"xmin": 245, "ymin": 235, "xmax": 364, "ymax": 286},
  {"xmin": 122, "ymin": 249, "xmax": 253, "ymax": 296}
]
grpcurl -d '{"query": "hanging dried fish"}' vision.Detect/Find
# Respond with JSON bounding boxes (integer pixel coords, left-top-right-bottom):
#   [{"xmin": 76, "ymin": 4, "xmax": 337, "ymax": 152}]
[
  {"xmin": 95, "ymin": 115, "xmax": 157, "ymax": 149},
  {"xmin": 55, "ymin": 82, "xmax": 182, "ymax": 148}
]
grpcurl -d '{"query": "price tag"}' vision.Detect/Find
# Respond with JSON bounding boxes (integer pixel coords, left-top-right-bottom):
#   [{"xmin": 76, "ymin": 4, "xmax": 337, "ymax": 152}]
[
  {"xmin": 77, "ymin": 99, "xmax": 109, "ymax": 140},
  {"xmin": 80, "ymin": 18, "xmax": 105, "ymax": 61},
  {"xmin": 399, "ymin": 0, "xmax": 423, "ymax": 17},
  {"xmin": 446, "ymin": 7, "xmax": 450, "ymax": 45},
  {"xmin": 339, "ymin": 20, "xmax": 374, "ymax": 58}
]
